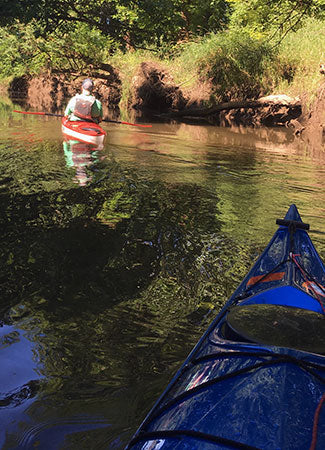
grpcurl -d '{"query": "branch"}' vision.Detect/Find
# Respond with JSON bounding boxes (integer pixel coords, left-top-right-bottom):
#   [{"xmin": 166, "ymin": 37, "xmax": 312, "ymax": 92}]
[
  {"xmin": 267, "ymin": 0, "xmax": 314, "ymax": 44},
  {"xmin": 270, "ymin": 5, "xmax": 311, "ymax": 48}
]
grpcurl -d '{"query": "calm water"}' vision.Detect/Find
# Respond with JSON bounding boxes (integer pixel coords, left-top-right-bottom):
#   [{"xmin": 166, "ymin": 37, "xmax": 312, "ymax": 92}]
[{"xmin": 1, "ymin": 97, "xmax": 325, "ymax": 449}]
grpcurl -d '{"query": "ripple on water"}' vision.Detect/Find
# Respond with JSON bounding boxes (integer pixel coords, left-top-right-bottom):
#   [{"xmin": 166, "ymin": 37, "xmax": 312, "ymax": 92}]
[{"xmin": 18, "ymin": 416, "xmax": 110, "ymax": 449}]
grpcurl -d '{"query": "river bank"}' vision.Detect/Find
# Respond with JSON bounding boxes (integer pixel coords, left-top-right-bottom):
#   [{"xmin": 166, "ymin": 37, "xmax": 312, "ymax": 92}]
[{"xmin": 3, "ymin": 62, "xmax": 325, "ymax": 150}]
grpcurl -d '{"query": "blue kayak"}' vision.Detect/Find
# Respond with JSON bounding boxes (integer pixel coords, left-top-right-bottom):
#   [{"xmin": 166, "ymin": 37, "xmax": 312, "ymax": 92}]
[{"xmin": 126, "ymin": 205, "xmax": 325, "ymax": 450}]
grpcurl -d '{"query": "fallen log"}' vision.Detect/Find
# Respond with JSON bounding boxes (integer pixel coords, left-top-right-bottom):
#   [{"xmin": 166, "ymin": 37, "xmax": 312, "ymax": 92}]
[{"xmin": 158, "ymin": 94, "xmax": 301, "ymax": 119}]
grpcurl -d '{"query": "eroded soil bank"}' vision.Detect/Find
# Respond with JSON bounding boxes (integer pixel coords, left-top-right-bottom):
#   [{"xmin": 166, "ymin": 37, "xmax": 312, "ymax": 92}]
[{"xmin": 4, "ymin": 62, "xmax": 325, "ymax": 148}]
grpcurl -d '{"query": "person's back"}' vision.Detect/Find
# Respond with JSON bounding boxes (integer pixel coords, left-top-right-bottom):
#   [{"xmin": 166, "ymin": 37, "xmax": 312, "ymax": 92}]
[{"xmin": 65, "ymin": 79, "xmax": 103, "ymax": 124}]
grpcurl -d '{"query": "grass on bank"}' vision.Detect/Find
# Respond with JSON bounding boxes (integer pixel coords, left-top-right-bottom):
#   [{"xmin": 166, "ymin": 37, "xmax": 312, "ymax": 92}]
[
  {"xmin": 110, "ymin": 50, "xmax": 162, "ymax": 111},
  {"xmin": 276, "ymin": 18, "xmax": 325, "ymax": 101},
  {"xmin": 170, "ymin": 30, "xmax": 277, "ymax": 103}
]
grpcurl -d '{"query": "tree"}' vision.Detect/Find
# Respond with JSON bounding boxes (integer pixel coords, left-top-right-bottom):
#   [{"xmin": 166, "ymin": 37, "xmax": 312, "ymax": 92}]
[
  {"xmin": 0, "ymin": 0, "xmax": 231, "ymax": 49},
  {"xmin": 133, "ymin": 0, "xmax": 231, "ymax": 43}
]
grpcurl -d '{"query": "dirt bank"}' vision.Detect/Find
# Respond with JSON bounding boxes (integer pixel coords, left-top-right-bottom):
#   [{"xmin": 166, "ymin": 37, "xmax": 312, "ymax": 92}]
[
  {"xmin": 293, "ymin": 84, "xmax": 325, "ymax": 148},
  {"xmin": 8, "ymin": 68, "xmax": 121, "ymax": 117},
  {"xmin": 7, "ymin": 62, "xmax": 189, "ymax": 117}
]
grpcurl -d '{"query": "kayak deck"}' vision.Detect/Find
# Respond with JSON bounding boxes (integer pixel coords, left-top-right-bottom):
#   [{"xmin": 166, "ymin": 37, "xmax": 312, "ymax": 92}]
[
  {"xmin": 127, "ymin": 205, "xmax": 325, "ymax": 450},
  {"xmin": 61, "ymin": 117, "xmax": 106, "ymax": 145}
]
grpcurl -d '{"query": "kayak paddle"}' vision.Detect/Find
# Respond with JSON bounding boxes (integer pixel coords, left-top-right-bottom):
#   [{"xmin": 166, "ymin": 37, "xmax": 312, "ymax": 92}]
[{"xmin": 13, "ymin": 110, "xmax": 153, "ymax": 128}]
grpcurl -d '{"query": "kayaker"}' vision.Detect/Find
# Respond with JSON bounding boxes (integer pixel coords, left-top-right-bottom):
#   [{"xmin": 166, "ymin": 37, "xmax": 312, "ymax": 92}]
[{"xmin": 64, "ymin": 78, "xmax": 103, "ymax": 124}]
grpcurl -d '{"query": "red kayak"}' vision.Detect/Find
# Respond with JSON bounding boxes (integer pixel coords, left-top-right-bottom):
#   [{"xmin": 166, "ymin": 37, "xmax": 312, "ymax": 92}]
[{"xmin": 61, "ymin": 117, "xmax": 106, "ymax": 145}]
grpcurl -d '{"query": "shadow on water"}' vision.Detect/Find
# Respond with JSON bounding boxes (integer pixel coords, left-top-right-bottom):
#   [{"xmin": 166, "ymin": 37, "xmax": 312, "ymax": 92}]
[{"xmin": 1, "ymin": 139, "xmax": 254, "ymax": 447}]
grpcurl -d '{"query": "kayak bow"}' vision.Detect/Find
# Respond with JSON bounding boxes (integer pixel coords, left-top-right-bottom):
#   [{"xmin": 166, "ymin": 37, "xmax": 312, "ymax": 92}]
[{"xmin": 127, "ymin": 204, "xmax": 325, "ymax": 450}]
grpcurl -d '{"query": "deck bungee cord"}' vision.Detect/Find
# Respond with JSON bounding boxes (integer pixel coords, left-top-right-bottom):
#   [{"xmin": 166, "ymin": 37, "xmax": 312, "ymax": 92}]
[
  {"xmin": 311, "ymin": 393, "xmax": 325, "ymax": 450},
  {"xmin": 127, "ymin": 429, "xmax": 261, "ymax": 450},
  {"xmin": 128, "ymin": 350, "xmax": 325, "ymax": 450},
  {"xmin": 139, "ymin": 352, "xmax": 325, "ymax": 424},
  {"xmin": 290, "ymin": 252, "xmax": 325, "ymax": 313},
  {"xmin": 235, "ymin": 253, "xmax": 325, "ymax": 313}
]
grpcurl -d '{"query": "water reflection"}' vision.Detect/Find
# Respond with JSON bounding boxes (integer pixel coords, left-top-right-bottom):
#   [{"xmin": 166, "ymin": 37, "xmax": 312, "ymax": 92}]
[{"xmin": 62, "ymin": 137, "xmax": 104, "ymax": 186}]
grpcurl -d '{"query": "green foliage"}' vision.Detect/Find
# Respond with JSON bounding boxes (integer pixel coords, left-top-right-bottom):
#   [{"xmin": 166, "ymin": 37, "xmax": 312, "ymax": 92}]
[
  {"xmin": 0, "ymin": 0, "xmax": 231, "ymax": 49},
  {"xmin": 0, "ymin": 21, "xmax": 47, "ymax": 78},
  {"xmin": 279, "ymin": 17, "xmax": 325, "ymax": 70},
  {"xmin": 1, "ymin": 0, "xmax": 325, "ymax": 103},
  {"xmin": 39, "ymin": 23, "xmax": 116, "ymax": 73},
  {"xmin": 0, "ymin": 0, "xmax": 324, "ymax": 52},
  {"xmin": 176, "ymin": 31, "xmax": 276, "ymax": 101},
  {"xmin": 229, "ymin": 0, "xmax": 325, "ymax": 43},
  {"xmin": 0, "ymin": 20, "xmax": 116, "ymax": 79},
  {"xmin": 275, "ymin": 17, "xmax": 325, "ymax": 95},
  {"xmin": 132, "ymin": 0, "xmax": 231, "ymax": 45}
]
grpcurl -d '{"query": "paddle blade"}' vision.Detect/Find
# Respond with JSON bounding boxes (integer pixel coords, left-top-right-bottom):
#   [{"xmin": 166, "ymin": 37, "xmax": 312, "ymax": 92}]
[
  {"xmin": 119, "ymin": 121, "xmax": 152, "ymax": 128},
  {"xmin": 102, "ymin": 118, "xmax": 152, "ymax": 128}
]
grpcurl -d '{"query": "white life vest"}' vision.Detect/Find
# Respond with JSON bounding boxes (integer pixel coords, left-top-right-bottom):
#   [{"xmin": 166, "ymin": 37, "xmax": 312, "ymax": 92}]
[{"xmin": 73, "ymin": 94, "xmax": 96, "ymax": 120}]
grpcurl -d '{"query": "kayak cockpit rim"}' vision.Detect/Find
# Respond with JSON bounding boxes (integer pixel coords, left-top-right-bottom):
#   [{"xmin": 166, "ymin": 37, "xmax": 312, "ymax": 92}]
[{"xmin": 211, "ymin": 301, "xmax": 325, "ymax": 355}]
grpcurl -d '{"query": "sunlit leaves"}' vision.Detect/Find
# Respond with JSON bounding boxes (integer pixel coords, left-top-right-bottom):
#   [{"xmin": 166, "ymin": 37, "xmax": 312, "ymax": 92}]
[
  {"xmin": 39, "ymin": 23, "xmax": 116, "ymax": 72},
  {"xmin": 229, "ymin": 0, "xmax": 325, "ymax": 43},
  {"xmin": 0, "ymin": 21, "xmax": 47, "ymax": 77},
  {"xmin": 0, "ymin": 20, "xmax": 116, "ymax": 78}
]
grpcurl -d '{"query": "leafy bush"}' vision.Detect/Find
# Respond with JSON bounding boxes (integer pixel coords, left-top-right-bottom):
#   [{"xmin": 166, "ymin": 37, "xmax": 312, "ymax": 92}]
[
  {"xmin": 0, "ymin": 20, "xmax": 116, "ymax": 81},
  {"xmin": 174, "ymin": 30, "xmax": 276, "ymax": 102},
  {"xmin": 0, "ymin": 21, "xmax": 47, "ymax": 78},
  {"xmin": 39, "ymin": 23, "xmax": 117, "ymax": 73}
]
